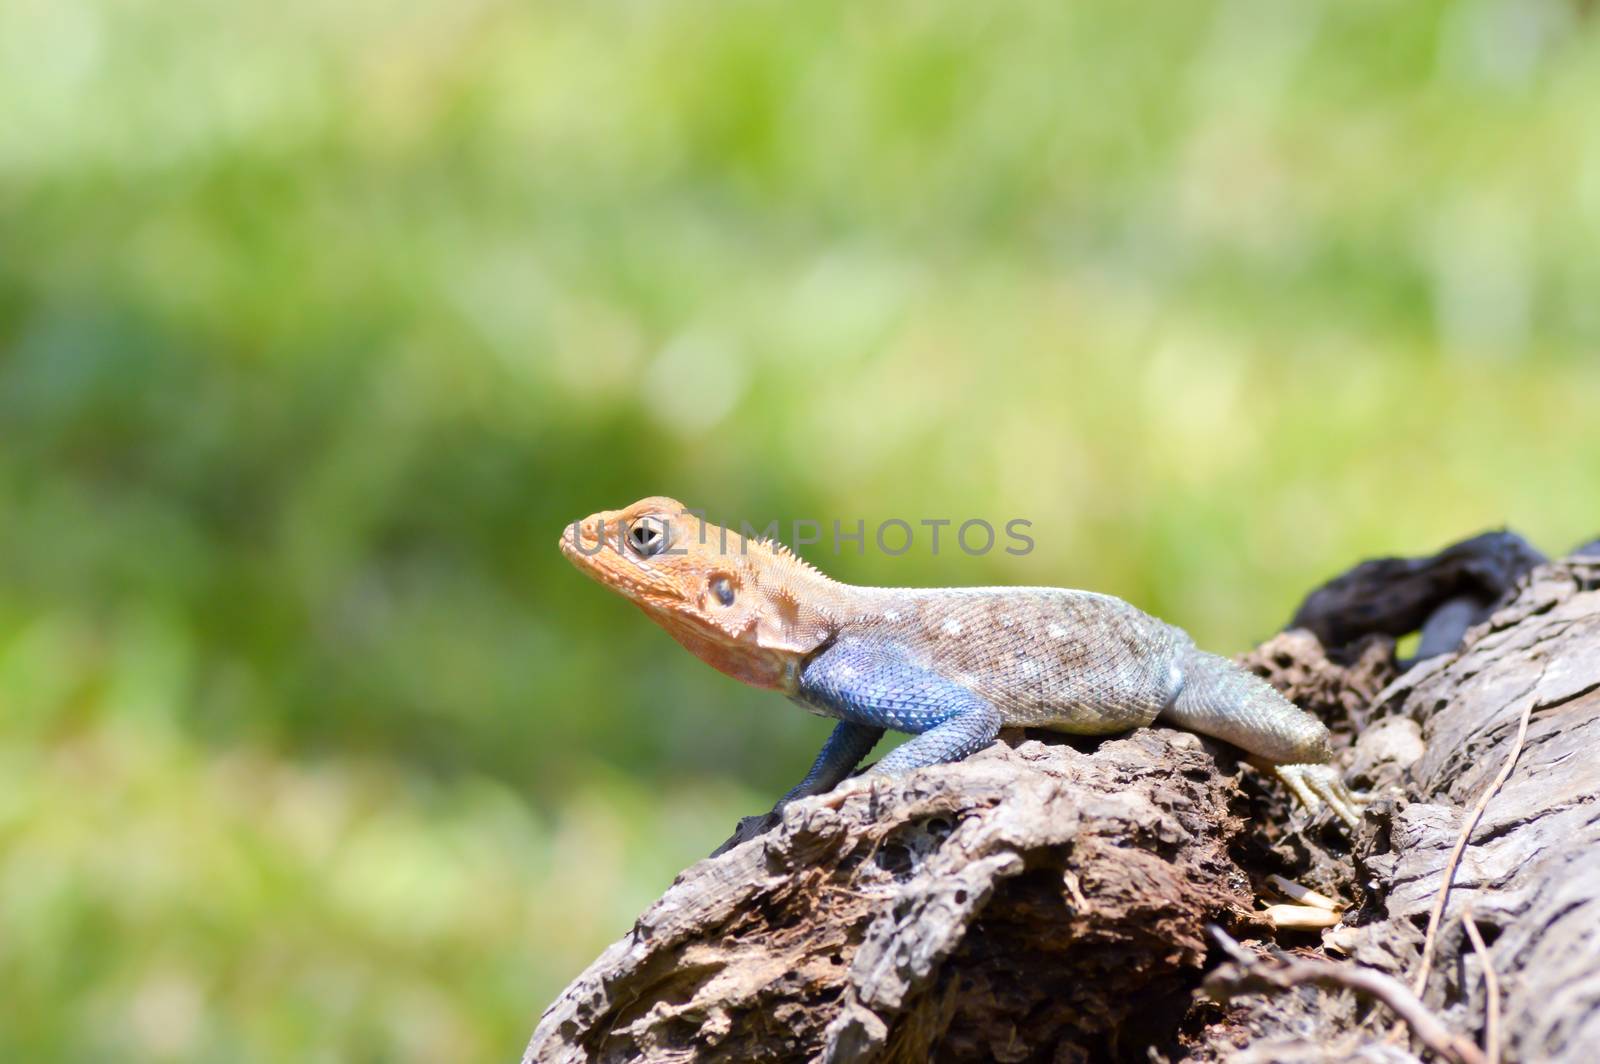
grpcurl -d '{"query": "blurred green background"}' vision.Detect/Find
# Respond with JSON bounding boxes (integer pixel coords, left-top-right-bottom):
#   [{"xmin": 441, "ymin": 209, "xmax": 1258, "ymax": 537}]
[{"xmin": 3, "ymin": 0, "xmax": 1599, "ymax": 1058}]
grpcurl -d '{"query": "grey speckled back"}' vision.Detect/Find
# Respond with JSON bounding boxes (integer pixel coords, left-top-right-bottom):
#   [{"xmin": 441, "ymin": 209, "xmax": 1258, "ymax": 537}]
[{"xmin": 838, "ymin": 587, "xmax": 1192, "ymax": 732}]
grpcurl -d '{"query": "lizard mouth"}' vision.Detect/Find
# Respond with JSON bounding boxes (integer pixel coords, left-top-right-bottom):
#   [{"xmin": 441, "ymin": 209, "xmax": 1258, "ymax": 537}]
[{"xmin": 557, "ymin": 517, "xmax": 626, "ymax": 582}]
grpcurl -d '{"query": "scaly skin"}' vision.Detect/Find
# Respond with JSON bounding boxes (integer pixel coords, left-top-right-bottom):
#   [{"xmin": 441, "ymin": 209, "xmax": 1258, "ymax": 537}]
[{"xmin": 559, "ymin": 496, "xmax": 1365, "ymax": 829}]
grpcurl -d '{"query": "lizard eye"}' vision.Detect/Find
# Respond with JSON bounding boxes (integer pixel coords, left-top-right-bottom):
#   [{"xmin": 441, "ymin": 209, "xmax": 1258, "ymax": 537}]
[
  {"xmin": 626, "ymin": 516, "xmax": 668, "ymax": 557},
  {"xmin": 709, "ymin": 575, "xmax": 735, "ymax": 607}
]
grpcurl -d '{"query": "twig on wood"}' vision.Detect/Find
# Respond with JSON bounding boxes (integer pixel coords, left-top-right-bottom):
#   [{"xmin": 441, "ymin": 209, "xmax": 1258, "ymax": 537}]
[
  {"xmin": 1460, "ymin": 906, "xmax": 1501, "ymax": 1064},
  {"xmin": 1261, "ymin": 904, "xmax": 1342, "ymax": 930},
  {"xmin": 1262, "ymin": 874, "xmax": 1345, "ymax": 928},
  {"xmin": 1266, "ymin": 874, "xmax": 1342, "ymax": 912},
  {"xmin": 1407, "ymin": 686, "xmax": 1538, "ymax": 1000},
  {"xmin": 1205, "ymin": 927, "xmax": 1486, "ymax": 1064}
]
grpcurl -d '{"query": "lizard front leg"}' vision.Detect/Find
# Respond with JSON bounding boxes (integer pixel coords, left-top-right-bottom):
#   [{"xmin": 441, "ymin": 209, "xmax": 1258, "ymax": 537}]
[
  {"xmin": 713, "ymin": 637, "xmax": 1001, "ymax": 856},
  {"xmin": 799, "ymin": 636, "xmax": 1003, "ymax": 775},
  {"xmin": 712, "ymin": 718, "xmax": 886, "ymax": 857},
  {"xmin": 777, "ymin": 720, "xmax": 885, "ymax": 806}
]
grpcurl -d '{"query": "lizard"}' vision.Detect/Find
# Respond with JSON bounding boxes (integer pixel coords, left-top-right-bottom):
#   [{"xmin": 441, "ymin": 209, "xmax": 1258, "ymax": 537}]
[{"xmin": 559, "ymin": 496, "xmax": 1366, "ymax": 843}]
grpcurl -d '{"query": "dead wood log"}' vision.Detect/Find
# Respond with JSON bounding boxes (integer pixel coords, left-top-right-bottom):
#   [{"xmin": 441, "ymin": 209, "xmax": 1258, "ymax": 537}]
[{"xmin": 526, "ymin": 536, "xmax": 1600, "ymax": 1063}]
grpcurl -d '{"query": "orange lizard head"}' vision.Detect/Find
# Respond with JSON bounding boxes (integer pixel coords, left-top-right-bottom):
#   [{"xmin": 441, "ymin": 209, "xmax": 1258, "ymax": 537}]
[{"xmin": 558, "ymin": 496, "xmax": 840, "ymax": 691}]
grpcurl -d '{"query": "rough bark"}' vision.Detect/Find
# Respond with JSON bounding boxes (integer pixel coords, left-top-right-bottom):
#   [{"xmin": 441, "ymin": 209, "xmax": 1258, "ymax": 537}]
[{"xmin": 527, "ymin": 534, "xmax": 1600, "ymax": 1063}]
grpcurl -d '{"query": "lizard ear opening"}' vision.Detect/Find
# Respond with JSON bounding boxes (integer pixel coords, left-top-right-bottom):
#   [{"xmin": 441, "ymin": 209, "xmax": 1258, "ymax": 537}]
[
  {"xmin": 754, "ymin": 586, "xmax": 826, "ymax": 655},
  {"xmin": 708, "ymin": 574, "xmax": 736, "ymax": 607}
]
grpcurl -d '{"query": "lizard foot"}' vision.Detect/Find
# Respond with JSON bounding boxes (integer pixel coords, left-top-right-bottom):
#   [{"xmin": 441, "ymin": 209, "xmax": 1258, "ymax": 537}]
[
  {"xmin": 1274, "ymin": 763, "xmax": 1368, "ymax": 829},
  {"xmin": 709, "ymin": 809, "xmax": 783, "ymax": 858}
]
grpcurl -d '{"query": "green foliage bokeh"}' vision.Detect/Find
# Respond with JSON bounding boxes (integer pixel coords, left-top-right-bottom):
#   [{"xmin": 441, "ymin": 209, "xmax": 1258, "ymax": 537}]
[{"xmin": 3, "ymin": 0, "xmax": 1599, "ymax": 1058}]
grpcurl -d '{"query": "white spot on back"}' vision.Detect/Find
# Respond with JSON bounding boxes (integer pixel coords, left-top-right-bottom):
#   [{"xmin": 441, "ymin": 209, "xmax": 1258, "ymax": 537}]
[
  {"xmin": 1047, "ymin": 624, "xmax": 1069, "ymax": 640},
  {"xmin": 941, "ymin": 618, "xmax": 963, "ymax": 636},
  {"xmin": 884, "ymin": 610, "xmax": 901, "ymax": 622}
]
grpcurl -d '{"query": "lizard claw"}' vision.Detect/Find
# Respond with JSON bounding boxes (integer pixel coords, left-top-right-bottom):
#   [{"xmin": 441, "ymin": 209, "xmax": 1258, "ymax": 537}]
[
  {"xmin": 709, "ymin": 809, "xmax": 784, "ymax": 858},
  {"xmin": 1274, "ymin": 763, "xmax": 1369, "ymax": 829}
]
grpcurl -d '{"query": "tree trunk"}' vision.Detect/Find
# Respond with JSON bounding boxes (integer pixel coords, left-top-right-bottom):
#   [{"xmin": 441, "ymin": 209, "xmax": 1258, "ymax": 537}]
[{"xmin": 525, "ymin": 535, "xmax": 1600, "ymax": 1063}]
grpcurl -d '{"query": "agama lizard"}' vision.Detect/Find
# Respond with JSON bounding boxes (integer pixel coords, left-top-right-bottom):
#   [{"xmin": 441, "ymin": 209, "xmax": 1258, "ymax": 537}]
[{"xmin": 560, "ymin": 497, "xmax": 1365, "ymax": 837}]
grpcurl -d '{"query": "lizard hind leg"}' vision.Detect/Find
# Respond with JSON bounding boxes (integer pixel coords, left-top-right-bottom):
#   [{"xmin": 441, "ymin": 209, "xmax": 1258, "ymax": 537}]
[{"xmin": 1160, "ymin": 648, "xmax": 1367, "ymax": 827}]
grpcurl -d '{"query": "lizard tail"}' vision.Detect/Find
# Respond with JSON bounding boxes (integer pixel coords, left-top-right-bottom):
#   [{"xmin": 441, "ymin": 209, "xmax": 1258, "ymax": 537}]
[{"xmin": 1158, "ymin": 648, "xmax": 1332, "ymax": 766}]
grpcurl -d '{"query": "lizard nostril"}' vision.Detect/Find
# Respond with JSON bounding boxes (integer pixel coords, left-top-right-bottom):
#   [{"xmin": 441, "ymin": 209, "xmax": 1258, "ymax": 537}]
[{"xmin": 560, "ymin": 519, "xmax": 609, "ymax": 559}]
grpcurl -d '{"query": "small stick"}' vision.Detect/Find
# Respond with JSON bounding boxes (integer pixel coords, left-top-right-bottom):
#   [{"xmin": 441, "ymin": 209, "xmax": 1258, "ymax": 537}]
[
  {"xmin": 1460, "ymin": 906, "xmax": 1500, "ymax": 1064},
  {"xmin": 1408, "ymin": 688, "xmax": 1537, "ymax": 1001},
  {"xmin": 1267, "ymin": 873, "xmax": 1342, "ymax": 911},
  {"xmin": 1262, "ymin": 904, "xmax": 1342, "ymax": 930},
  {"xmin": 1206, "ymin": 927, "xmax": 1486, "ymax": 1064}
]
